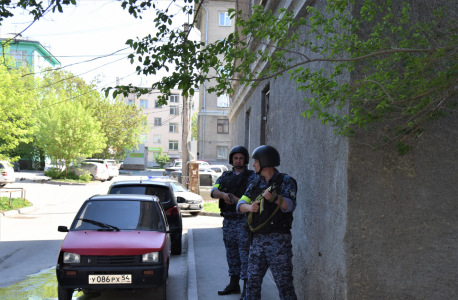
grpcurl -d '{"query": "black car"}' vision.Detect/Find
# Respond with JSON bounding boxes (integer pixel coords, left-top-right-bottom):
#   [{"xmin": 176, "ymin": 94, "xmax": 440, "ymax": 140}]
[
  {"xmin": 56, "ymin": 194, "xmax": 170, "ymax": 300},
  {"xmin": 108, "ymin": 180, "xmax": 183, "ymax": 255}
]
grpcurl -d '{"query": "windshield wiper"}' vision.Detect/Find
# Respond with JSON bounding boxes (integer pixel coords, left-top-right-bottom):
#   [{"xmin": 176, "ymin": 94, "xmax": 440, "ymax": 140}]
[{"xmin": 78, "ymin": 218, "xmax": 120, "ymax": 231}]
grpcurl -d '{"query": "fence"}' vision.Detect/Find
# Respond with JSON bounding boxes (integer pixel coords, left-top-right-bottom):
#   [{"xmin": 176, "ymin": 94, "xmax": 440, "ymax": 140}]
[{"xmin": 0, "ymin": 187, "xmax": 26, "ymax": 206}]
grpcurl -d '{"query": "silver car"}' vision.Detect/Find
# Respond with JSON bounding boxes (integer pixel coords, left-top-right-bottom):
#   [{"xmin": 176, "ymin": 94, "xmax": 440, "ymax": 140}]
[{"xmin": 68, "ymin": 162, "xmax": 109, "ymax": 181}]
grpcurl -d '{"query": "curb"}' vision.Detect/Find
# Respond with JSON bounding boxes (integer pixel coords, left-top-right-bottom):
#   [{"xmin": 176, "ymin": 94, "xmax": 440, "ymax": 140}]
[
  {"xmin": 187, "ymin": 229, "xmax": 198, "ymax": 300},
  {"xmin": 33, "ymin": 180, "xmax": 101, "ymax": 186},
  {"xmin": 1, "ymin": 205, "xmax": 36, "ymax": 216}
]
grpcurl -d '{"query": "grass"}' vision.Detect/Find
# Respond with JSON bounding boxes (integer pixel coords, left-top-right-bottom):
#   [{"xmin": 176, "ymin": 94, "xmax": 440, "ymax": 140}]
[
  {"xmin": 0, "ymin": 196, "xmax": 32, "ymax": 212},
  {"xmin": 203, "ymin": 202, "xmax": 220, "ymax": 213},
  {"xmin": 51, "ymin": 179, "xmax": 90, "ymax": 183}
]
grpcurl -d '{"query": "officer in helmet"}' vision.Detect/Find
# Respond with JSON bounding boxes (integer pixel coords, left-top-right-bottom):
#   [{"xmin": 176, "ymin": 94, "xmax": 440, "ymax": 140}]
[
  {"xmin": 237, "ymin": 145, "xmax": 298, "ymax": 300},
  {"xmin": 211, "ymin": 146, "xmax": 257, "ymax": 298}
]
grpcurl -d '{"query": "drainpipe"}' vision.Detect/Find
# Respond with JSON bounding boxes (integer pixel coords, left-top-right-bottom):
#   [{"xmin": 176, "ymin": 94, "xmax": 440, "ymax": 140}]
[{"xmin": 201, "ymin": 2, "xmax": 208, "ymax": 159}]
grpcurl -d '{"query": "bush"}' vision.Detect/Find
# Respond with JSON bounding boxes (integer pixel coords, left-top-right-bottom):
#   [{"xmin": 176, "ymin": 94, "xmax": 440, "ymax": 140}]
[
  {"xmin": 155, "ymin": 154, "xmax": 170, "ymax": 168},
  {"xmin": 44, "ymin": 168, "xmax": 63, "ymax": 179},
  {"xmin": 79, "ymin": 171, "xmax": 92, "ymax": 182}
]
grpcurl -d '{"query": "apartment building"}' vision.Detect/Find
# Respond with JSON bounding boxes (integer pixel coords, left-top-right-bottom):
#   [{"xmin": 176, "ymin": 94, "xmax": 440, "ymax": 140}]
[
  {"xmin": 0, "ymin": 37, "xmax": 61, "ymax": 71},
  {"xmin": 122, "ymin": 89, "xmax": 197, "ymax": 167},
  {"xmin": 195, "ymin": 0, "xmax": 235, "ymax": 163}
]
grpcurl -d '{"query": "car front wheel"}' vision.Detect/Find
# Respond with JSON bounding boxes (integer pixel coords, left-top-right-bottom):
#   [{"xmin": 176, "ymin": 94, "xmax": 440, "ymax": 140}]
[{"xmin": 58, "ymin": 284, "xmax": 74, "ymax": 300}]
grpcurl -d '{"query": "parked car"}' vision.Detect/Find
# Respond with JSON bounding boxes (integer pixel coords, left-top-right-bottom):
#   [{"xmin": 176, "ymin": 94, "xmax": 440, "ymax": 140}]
[
  {"xmin": 56, "ymin": 194, "xmax": 170, "ymax": 300},
  {"xmin": 170, "ymin": 159, "xmax": 211, "ymax": 168},
  {"xmin": 147, "ymin": 177, "xmax": 204, "ymax": 216},
  {"xmin": 162, "ymin": 164, "xmax": 218, "ymax": 177},
  {"xmin": 169, "ymin": 169, "xmax": 219, "ymax": 200},
  {"xmin": 68, "ymin": 162, "xmax": 109, "ymax": 182},
  {"xmin": 83, "ymin": 159, "xmax": 119, "ymax": 180},
  {"xmin": 0, "ymin": 161, "xmax": 15, "ymax": 187},
  {"xmin": 201, "ymin": 165, "xmax": 229, "ymax": 176},
  {"xmin": 107, "ymin": 179, "xmax": 183, "ymax": 254}
]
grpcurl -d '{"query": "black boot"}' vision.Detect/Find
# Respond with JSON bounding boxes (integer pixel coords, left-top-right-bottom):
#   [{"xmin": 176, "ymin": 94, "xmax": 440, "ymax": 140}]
[
  {"xmin": 240, "ymin": 279, "xmax": 247, "ymax": 300},
  {"xmin": 218, "ymin": 275, "xmax": 241, "ymax": 295}
]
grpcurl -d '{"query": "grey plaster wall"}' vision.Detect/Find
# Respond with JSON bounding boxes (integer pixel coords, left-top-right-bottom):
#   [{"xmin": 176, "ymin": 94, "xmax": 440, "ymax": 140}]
[
  {"xmin": 346, "ymin": 114, "xmax": 458, "ymax": 299},
  {"xmin": 229, "ymin": 0, "xmax": 458, "ymax": 299}
]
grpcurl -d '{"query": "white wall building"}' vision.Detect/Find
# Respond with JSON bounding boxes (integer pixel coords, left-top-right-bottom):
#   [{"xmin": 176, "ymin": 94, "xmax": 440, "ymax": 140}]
[{"xmin": 121, "ymin": 89, "xmax": 198, "ymax": 167}]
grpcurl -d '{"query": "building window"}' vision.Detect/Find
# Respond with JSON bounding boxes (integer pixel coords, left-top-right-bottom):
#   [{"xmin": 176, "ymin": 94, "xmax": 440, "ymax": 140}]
[
  {"xmin": 170, "ymin": 94, "xmax": 179, "ymax": 103},
  {"xmin": 219, "ymin": 12, "xmax": 231, "ymax": 26},
  {"xmin": 169, "ymin": 123, "xmax": 178, "ymax": 133},
  {"xmin": 217, "ymin": 119, "xmax": 229, "ymax": 134},
  {"xmin": 217, "ymin": 94, "xmax": 230, "ymax": 108},
  {"xmin": 128, "ymin": 99, "xmax": 133, "ymax": 106},
  {"xmin": 153, "ymin": 135, "xmax": 161, "ymax": 143},
  {"xmin": 169, "ymin": 140, "xmax": 179, "ymax": 150},
  {"xmin": 140, "ymin": 99, "xmax": 148, "ymax": 108},
  {"xmin": 170, "ymin": 106, "xmax": 178, "ymax": 115},
  {"xmin": 154, "ymin": 117, "xmax": 162, "ymax": 126},
  {"xmin": 217, "ymin": 146, "xmax": 228, "ymax": 159},
  {"xmin": 155, "ymin": 100, "xmax": 162, "ymax": 108},
  {"xmin": 9, "ymin": 50, "xmax": 27, "ymax": 66}
]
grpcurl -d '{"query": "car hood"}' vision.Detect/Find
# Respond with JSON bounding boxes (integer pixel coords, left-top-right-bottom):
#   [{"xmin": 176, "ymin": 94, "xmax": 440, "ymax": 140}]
[
  {"xmin": 61, "ymin": 230, "xmax": 166, "ymax": 256},
  {"xmin": 174, "ymin": 191, "xmax": 203, "ymax": 201}
]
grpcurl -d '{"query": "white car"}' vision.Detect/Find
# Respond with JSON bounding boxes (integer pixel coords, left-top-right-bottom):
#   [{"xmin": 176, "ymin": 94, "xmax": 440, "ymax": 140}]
[
  {"xmin": 201, "ymin": 165, "xmax": 228, "ymax": 176},
  {"xmin": 68, "ymin": 162, "xmax": 109, "ymax": 181},
  {"xmin": 82, "ymin": 159, "xmax": 119, "ymax": 180},
  {"xmin": 169, "ymin": 169, "xmax": 219, "ymax": 201},
  {"xmin": 0, "ymin": 161, "xmax": 15, "ymax": 187},
  {"xmin": 147, "ymin": 177, "xmax": 204, "ymax": 216}
]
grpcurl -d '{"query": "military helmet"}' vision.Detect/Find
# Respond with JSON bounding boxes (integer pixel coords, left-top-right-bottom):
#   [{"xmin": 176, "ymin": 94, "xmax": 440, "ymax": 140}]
[
  {"xmin": 251, "ymin": 145, "xmax": 280, "ymax": 169},
  {"xmin": 229, "ymin": 146, "xmax": 250, "ymax": 165}
]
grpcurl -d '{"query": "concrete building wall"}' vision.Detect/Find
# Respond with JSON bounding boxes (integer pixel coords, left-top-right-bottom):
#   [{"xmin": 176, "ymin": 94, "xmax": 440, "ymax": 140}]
[{"xmin": 229, "ymin": 0, "xmax": 458, "ymax": 299}]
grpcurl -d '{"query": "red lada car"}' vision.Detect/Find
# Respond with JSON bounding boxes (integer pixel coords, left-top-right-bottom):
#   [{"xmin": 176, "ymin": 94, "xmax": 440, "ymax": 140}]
[{"xmin": 56, "ymin": 194, "xmax": 170, "ymax": 300}]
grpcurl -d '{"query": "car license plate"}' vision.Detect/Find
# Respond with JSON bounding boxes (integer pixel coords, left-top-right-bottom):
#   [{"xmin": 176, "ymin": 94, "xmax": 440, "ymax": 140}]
[
  {"xmin": 88, "ymin": 274, "xmax": 132, "ymax": 284},
  {"xmin": 190, "ymin": 205, "xmax": 200, "ymax": 209}
]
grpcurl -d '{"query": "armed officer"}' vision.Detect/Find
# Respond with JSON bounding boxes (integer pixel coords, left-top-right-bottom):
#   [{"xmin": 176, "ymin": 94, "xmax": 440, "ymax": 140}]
[
  {"xmin": 237, "ymin": 145, "xmax": 298, "ymax": 300},
  {"xmin": 211, "ymin": 146, "xmax": 257, "ymax": 298}
]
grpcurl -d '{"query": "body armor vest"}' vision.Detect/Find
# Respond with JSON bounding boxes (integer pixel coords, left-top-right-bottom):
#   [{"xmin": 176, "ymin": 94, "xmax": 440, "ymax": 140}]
[
  {"xmin": 250, "ymin": 173, "xmax": 294, "ymax": 234},
  {"xmin": 219, "ymin": 169, "xmax": 255, "ymax": 213}
]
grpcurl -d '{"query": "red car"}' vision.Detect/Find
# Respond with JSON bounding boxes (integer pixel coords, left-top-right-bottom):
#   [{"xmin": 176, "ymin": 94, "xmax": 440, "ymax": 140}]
[{"xmin": 56, "ymin": 194, "xmax": 171, "ymax": 300}]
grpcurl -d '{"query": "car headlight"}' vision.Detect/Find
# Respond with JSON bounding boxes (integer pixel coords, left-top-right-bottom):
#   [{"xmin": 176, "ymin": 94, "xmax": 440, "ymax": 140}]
[
  {"xmin": 63, "ymin": 252, "xmax": 80, "ymax": 263},
  {"xmin": 142, "ymin": 252, "xmax": 159, "ymax": 263}
]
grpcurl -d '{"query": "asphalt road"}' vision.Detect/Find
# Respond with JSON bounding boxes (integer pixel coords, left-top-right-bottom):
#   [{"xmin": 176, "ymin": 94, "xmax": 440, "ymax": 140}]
[{"xmin": 0, "ymin": 171, "xmax": 214, "ymax": 299}]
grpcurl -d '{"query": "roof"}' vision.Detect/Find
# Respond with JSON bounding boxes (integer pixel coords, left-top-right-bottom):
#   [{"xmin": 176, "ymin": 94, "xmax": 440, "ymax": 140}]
[
  {"xmin": 88, "ymin": 194, "xmax": 160, "ymax": 202},
  {"xmin": 0, "ymin": 38, "xmax": 61, "ymax": 66}
]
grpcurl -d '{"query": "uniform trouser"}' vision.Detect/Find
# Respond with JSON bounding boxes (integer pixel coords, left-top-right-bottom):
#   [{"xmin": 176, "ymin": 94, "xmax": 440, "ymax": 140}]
[
  {"xmin": 222, "ymin": 217, "xmax": 250, "ymax": 280},
  {"xmin": 245, "ymin": 232, "xmax": 297, "ymax": 300}
]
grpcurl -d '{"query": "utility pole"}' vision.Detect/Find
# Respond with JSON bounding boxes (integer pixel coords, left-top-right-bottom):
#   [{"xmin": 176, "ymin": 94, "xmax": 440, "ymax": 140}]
[{"xmin": 181, "ymin": 22, "xmax": 190, "ymax": 188}]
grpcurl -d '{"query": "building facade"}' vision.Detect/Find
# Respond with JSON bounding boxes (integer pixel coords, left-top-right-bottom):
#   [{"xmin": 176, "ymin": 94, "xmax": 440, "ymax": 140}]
[
  {"xmin": 0, "ymin": 37, "xmax": 61, "ymax": 71},
  {"xmin": 225, "ymin": 0, "xmax": 457, "ymax": 299},
  {"xmin": 121, "ymin": 89, "xmax": 197, "ymax": 167},
  {"xmin": 195, "ymin": 0, "xmax": 235, "ymax": 164}
]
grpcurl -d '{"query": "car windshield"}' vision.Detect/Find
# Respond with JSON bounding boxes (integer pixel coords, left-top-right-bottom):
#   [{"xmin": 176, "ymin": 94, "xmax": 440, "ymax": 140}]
[
  {"xmin": 169, "ymin": 182, "xmax": 187, "ymax": 192},
  {"xmin": 109, "ymin": 185, "xmax": 171, "ymax": 203},
  {"xmin": 73, "ymin": 200, "xmax": 165, "ymax": 231}
]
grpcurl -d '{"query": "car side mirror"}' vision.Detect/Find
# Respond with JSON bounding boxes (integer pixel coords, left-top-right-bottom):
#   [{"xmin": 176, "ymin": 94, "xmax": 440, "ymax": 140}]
[{"xmin": 58, "ymin": 226, "xmax": 69, "ymax": 232}]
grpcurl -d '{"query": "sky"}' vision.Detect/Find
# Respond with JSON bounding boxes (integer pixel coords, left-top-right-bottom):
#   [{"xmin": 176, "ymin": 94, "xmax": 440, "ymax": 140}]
[{"xmin": 0, "ymin": 0, "xmax": 200, "ymax": 91}]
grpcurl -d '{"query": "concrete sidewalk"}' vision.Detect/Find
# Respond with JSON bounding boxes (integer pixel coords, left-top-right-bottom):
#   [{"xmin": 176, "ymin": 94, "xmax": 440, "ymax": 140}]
[{"xmin": 188, "ymin": 227, "xmax": 280, "ymax": 300}]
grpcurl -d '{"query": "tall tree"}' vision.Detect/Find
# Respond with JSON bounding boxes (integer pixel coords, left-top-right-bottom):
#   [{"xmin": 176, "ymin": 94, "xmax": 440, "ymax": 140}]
[{"xmin": 0, "ymin": 47, "xmax": 37, "ymax": 161}]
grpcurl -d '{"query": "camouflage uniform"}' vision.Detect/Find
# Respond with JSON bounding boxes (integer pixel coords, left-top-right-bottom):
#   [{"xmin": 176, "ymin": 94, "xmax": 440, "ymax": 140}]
[
  {"xmin": 212, "ymin": 169, "xmax": 257, "ymax": 280},
  {"xmin": 237, "ymin": 169, "xmax": 298, "ymax": 300}
]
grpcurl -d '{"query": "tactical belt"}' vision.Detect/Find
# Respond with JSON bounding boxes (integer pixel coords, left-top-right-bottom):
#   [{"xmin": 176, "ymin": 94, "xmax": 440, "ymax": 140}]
[{"xmin": 223, "ymin": 214, "xmax": 245, "ymax": 220}]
